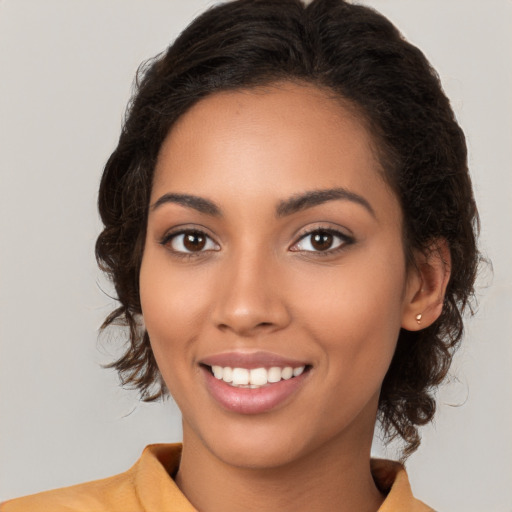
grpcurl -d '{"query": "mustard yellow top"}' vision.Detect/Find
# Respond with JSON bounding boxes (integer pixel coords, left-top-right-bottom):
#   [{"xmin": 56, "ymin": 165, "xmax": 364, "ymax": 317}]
[{"xmin": 1, "ymin": 444, "xmax": 434, "ymax": 512}]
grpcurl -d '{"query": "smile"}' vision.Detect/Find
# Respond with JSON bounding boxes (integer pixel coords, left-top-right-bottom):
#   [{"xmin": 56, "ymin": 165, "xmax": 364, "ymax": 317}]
[
  {"xmin": 209, "ymin": 365, "xmax": 305, "ymax": 388},
  {"xmin": 200, "ymin": 353, "xmax": 311, "ymax": 414}
]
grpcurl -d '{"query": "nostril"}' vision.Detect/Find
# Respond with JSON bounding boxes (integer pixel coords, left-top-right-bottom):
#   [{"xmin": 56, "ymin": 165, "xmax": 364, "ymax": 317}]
[{"xmin": 212, "ymin": 297, "xmax": 291, "ymax": 336}]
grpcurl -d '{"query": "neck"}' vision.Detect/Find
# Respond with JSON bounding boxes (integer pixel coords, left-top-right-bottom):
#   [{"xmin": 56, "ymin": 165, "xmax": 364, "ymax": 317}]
[{"xmin": 175, "ymin": 421, "xmax": 384, "ymax": 512}]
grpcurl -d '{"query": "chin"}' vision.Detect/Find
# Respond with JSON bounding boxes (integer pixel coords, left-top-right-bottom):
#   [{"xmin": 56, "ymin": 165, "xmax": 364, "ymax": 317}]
[
  {"xmin": 213, "ymin": 439, "xmax": 306, "ymax": 471},
  {"xmin": 196, "ymin": 420, "xmax": 314, "ymax": 470}
]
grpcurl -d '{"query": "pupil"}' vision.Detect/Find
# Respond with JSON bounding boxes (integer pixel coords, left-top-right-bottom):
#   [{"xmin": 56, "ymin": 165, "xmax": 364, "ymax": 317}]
[
  {"xmin": 184, "ymin": 232, "xmax": 206, "ymax": 251},
  {"xmin": 312, "ymin": 232, "xmax": 333, "ymax": 251}
]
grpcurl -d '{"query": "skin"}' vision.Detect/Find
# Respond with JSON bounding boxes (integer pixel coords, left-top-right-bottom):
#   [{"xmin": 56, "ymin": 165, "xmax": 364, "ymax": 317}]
[{"xmin": 139, "ymin": 82, "xmax": 450, "ymax": 512}]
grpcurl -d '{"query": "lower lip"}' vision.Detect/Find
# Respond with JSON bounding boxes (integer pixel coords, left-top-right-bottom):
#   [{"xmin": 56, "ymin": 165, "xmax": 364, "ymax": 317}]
[{"xmin": 202, "ymin": 366, "xmax": 309, "ymax": 415}]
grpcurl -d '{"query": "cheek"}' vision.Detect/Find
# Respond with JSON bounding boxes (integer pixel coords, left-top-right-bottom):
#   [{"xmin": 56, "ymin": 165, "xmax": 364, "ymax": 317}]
[
  {"xmin": 138, "ymin": 251, "xmax": 210, "ymax": 380},
  {"xmin": 140, "ymin": 242, "xmax": 212, "ymax": 325},
  {"xmin": 291, "ymin": 251, "xmax": 406, "ymax": 379}
]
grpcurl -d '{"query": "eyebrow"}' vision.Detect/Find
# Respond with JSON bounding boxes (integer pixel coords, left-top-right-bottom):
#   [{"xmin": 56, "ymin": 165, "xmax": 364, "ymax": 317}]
[
  {"xmin": 151, "ymin": 193, "xmax": 222, "ymax": 216},
  {"xmin": 276, "ymin": 187, "xmax": 375, "ymax": 218},
  {"xmin": 151, "ymin": 187, "xmax": 375, "ymax": 219}
]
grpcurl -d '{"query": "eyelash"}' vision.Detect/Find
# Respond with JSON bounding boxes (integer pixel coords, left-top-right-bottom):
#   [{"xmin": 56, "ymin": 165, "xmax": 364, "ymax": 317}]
[
  {"xmin": 159, "ymin": 227, "xmax": 354, "ymax": 259},
  {"xmin": 290, "ymin": 228, "xmax": 354, "ymax": 256},
  {"xmin": 159, "ymin": 229, "xmax": 220, "ymax": 259}
]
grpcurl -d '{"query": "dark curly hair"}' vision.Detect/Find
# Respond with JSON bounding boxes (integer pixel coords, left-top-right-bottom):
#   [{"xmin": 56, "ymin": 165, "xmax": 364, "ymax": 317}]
[{"xmin": 96, "ymin": 0, "xmax": 479, "ymax": 458}]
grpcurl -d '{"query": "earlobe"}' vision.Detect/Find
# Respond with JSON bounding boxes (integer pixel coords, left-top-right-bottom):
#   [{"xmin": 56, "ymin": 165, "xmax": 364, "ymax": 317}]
[{"xmin": 401, "ymin": 239, "xmax": 451, "ymax": 331}]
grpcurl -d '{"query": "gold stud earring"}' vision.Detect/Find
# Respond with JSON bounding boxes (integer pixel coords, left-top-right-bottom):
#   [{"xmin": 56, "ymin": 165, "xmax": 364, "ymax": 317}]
[{"xmin": 415, "ymin": 314, "xmax": 422, "ymax": 324}]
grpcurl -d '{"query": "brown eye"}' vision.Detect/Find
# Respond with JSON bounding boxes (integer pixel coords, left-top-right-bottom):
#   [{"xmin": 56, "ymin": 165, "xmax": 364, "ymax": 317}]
[
  {"xmin": 165, "ymin": 230, "xmax": 220, "ymax": 254},
  {"xmin": 183, "ymin": 232, "xmax": 206, "ymax": 251},
  {"xmin": 310, "ymin": 231, "xmax": 334, "ymax": 251},
  {"xmin": 291, "ymin": 228, "xmax": 351, "ymax": 254}
]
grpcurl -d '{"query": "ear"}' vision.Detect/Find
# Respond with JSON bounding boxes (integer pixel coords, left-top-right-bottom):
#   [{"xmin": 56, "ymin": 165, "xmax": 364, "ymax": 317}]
[{"xmin": 401, "ymin": 238, "xmax": 451, "ymax": 331}]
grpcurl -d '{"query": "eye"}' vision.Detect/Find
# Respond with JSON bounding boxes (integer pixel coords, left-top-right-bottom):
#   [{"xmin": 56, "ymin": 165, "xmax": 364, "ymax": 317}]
[
  {"xmin": 291, "ymin": 229, "xmax": 352, "ymax": 253},
  {"xmin": 162, "ymin": 230, "xmax": 220, "ymax": 254}
]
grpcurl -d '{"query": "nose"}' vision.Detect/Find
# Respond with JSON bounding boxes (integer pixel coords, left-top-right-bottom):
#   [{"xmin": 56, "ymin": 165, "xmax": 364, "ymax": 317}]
[{"xmin": 211, "ymin": 250, "xmax": 291, "ymax": 337}]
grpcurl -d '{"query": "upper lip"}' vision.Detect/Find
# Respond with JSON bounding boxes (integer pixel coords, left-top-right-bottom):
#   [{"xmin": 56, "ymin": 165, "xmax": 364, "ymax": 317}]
[{"xmin": 200, "ymin": 351, "xmax": 310, "ymax": 369}]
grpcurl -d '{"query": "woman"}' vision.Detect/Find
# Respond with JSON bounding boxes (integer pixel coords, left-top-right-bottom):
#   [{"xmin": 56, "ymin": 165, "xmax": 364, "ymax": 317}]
[{"xmin": 1, "ymin": 0, "xmax": 481, "ymax": 510}]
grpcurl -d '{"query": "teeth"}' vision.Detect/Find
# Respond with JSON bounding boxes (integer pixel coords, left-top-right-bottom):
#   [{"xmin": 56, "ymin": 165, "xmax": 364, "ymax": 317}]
[
  {"xmin": 293, "ymin": 366, "xmax": 304, "ymax": 377},
  {"xmin": 268, "ymin": 367, "xmax": 282, "ymax": 383},
  {"xmin": 222, "ymin": 367, "xmax": 233, "ymax": 383},
  {"xmin": 210, "ymin": 365, "xmax": 306, "ymax": 388},
  {"xmin": 232, "ymin": 368, "xmax": 249, "ymax": 386},
  {"xmin": 281, "ymin": 367, "xmax": 293, "ymax": 380},
  {"xmin": 249, "ymin": 367, "xmax": 267, "ymax": 386}
]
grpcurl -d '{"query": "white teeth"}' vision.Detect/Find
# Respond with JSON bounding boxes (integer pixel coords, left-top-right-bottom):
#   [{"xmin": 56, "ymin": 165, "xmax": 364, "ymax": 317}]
[
  {"xmin": 281, "ymin": 367, "xmax": 293, "ymax": 380},
  {"xmin": 210, "ymin": 365, "xmax": 306, "ymax": 387},
  {"xmin": 293, "ymin": 366, "xmax": 304, "ymax": 377},
  {"xmin": 249, "ymin": 368, "xmax": 268, "ymax": 386},
  {"xmin": 212, "ymin": 365, "xmax": 223, "ymax": 379},
  {"xmin": 232, "ymin": 368, "xmax": 249, "ymax": 386},
  {"xmin": 222, "ymin": 366, "xmax": 233, "ymax": 383},
  {"xmin": 268, "ymin": 367, "xmax": 282, "ymax": 383}
]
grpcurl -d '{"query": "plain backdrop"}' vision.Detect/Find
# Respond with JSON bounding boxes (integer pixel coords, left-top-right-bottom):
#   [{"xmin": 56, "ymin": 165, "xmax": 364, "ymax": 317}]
[{"xmin": 1, "ymin": 1, "xmax": 511, "ymax": 510}]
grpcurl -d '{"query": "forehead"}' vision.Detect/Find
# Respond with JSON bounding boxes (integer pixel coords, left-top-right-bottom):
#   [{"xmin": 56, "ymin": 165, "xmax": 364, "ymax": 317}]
[{"xmin": 152, "ymin": 82, "xmax": 398, "ymax": 221}]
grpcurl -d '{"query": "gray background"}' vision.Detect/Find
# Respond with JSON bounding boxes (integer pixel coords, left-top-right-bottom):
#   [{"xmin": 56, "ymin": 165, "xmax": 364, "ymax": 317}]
[{"xmin": 1, "ymin": 1, "xmax": 511, "ymax": 510}]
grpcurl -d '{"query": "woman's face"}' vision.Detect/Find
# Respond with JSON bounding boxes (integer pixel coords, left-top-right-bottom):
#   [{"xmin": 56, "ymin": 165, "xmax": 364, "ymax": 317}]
[{"xmin": 140, "ymin": 82, "xmax": 417, "ymax": 468}]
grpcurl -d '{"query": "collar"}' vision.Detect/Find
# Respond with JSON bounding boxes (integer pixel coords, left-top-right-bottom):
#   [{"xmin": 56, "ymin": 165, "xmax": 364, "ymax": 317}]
[{"xmin": 134, "ymin": 444, "xmax": 433, "ymax": 512}]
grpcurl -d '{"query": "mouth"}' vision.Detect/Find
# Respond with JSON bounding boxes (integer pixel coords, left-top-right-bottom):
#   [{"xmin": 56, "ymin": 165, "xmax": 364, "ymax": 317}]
[
  {"xmin": 199, "ymin": 353, "xmax": 312, "ymax": 414},
  {"xmin": 203, "ymin": 364, "xmax": 309, "ymax": 389}
]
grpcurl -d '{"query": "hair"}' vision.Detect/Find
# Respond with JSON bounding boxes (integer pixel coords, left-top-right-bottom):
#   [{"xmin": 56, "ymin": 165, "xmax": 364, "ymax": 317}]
[{"xmin": 96, "ymin": 0, "xmax": 479, "ymax": 458}]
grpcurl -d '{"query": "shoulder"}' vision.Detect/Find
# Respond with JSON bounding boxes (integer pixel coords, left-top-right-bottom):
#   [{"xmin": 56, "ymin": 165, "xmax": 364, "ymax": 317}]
[
  {"xmin": 1, "ymin": 444, "xmax": 187, "ymax": 512},
  {"xmin": 1, "ymin": 466, "xmax": 140, "ymax": 512}
]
